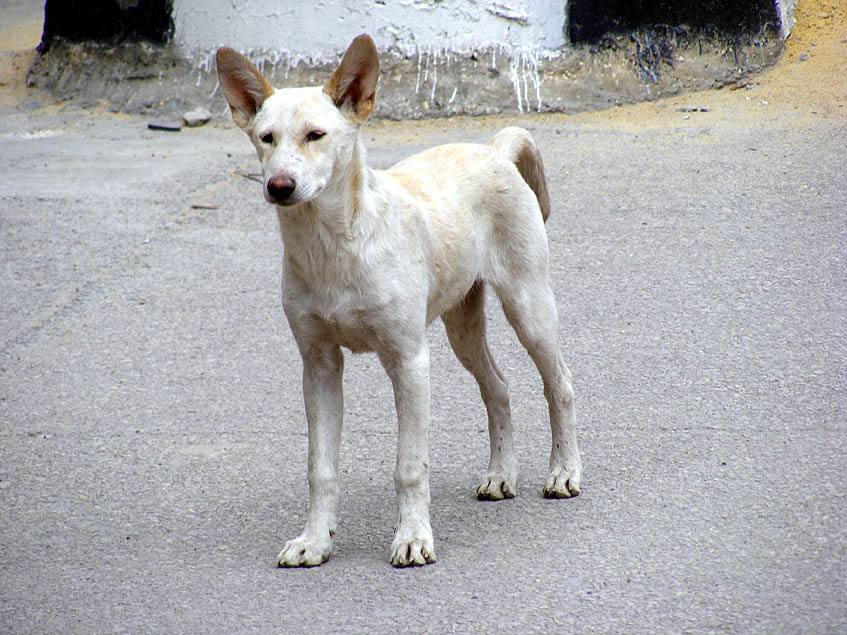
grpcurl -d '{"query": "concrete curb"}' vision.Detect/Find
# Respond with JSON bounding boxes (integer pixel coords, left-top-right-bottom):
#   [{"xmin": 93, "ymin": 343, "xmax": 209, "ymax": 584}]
[{"xmin": 27, "ymin": 30, "xmax": 784, "ymax": 120}]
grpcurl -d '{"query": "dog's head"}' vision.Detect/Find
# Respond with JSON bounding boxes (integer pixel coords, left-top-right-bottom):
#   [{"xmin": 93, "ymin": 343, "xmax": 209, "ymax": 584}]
[{"xmin": 216, "ymin": 35, "xmax": 379, "ymax": 207}]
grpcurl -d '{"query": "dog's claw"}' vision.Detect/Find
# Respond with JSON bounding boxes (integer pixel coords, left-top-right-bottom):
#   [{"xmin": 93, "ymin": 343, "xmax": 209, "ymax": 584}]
[
  {"xmin": 390, "ymin": 538, "xmax": 436, "ymax": 567},
  {"xmin": 390, "ymin": 525, "xmax": 436, "ymax": 567},
  {"xmin": 543, "ymin": 465, "xmax": 581, "ymax": 498},
  {"xmin": 476, "ymin": 474, "xmax": 517, "ymax": 500},
  {"xmin": 276, "ymin": 535, "xmax": 332, "ymax": 567}
]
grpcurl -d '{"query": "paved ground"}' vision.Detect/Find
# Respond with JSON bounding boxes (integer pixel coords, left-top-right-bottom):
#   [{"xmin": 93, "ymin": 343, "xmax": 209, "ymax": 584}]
[{"xmin": 1, "ymin": 6, "xmax": 846, "ymax": 633}]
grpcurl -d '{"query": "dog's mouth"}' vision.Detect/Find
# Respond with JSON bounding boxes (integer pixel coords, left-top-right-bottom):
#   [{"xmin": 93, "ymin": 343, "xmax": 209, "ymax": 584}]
[
  {"xmin": 270, "ymin": 196, "xmax": 300, "ymax": 207},
  {"xmin": 264, "ymin": 187, "xmax": 303, "ymax": 207}
]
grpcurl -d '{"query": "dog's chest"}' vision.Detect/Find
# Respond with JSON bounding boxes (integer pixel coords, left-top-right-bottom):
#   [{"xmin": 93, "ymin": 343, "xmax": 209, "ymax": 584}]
[
  {"xmin": 288, "ymin": 282, "xmax": 391, "ymax": 354},
  {"xmin": 322, "ymin": 307, "xmax": 379, "ymax": 353},
  {"xmin": 281, "ymin": 220, "xmax": 415, "ymax": 354}
]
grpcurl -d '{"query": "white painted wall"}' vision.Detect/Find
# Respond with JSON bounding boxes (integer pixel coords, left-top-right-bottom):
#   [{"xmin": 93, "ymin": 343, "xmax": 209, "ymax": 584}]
[
  {"xmin": 172, "ymin": 0, "xmax": 568, "ymax": 61},
  {"xmin": 776, "ymin": 0, "xmax": 797, "ymax": 37}
]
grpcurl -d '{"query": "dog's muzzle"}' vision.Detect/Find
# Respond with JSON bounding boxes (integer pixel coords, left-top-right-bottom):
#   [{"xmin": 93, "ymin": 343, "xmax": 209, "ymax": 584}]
[{"xmin": 267, "ymin": 175, "xmax": 296, "ymax": 204}]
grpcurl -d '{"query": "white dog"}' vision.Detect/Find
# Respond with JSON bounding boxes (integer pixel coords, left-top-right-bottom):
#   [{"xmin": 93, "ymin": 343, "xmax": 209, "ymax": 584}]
[{"xmin": 216, "ymin": 34, "xmax": 582, "ymax": 568}]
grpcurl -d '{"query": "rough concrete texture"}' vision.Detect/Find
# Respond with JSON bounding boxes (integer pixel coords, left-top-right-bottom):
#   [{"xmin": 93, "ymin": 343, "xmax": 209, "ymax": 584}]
[
  {"xmin": 1, "ymin": 3, "xmax": 845, "ymax": 633},
  {"xmin": 27, "ymin": 32, "xmax": 785, "ymax": 119},
  {"xmin": 21, "ymin": 0, "xmax": 799, "ymax": 118}
]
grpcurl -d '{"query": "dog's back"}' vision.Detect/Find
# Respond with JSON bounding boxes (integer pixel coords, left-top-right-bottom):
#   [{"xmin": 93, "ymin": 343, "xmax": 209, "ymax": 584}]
[{"xmin": 384, "ymin": 128, "xmax": 549, "ymax": 223}]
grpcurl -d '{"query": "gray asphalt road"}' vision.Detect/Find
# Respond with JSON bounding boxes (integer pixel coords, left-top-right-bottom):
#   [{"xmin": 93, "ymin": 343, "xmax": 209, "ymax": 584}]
[{"xmin": 1, "ymin": 99, "xmax": 844, "ymax": 633}]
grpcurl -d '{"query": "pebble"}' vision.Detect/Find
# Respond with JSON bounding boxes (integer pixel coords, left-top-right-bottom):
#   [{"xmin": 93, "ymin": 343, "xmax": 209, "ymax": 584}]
[{"xmin": 183, "ymin": 107, "xmax": 212, "ymax": 127}]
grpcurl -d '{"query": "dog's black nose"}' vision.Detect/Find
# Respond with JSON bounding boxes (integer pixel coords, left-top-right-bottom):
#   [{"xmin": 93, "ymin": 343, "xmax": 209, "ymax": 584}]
[{"xmin": 267, "ymin": 175, "xmax": 296, "ymax": 202}]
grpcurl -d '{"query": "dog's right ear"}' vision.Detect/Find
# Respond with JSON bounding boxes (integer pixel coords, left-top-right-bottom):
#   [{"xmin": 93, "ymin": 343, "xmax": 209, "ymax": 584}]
[{"xmin": 216, "ymin": 47, "xmax": 275, "ymax": 129}]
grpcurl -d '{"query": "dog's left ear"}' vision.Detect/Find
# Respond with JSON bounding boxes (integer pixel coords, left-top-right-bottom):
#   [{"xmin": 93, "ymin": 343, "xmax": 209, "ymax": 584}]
[
  {"xmin": 216, "ymin": 47, "xmax": 275, "ymax": 129},
  {"xmin": 323, "ymin": 34, "xmax": 379, "ymax": 122}
]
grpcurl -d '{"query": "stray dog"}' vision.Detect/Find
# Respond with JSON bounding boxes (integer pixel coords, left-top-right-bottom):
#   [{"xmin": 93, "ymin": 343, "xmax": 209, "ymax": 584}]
[{"xmin": 216, "ymin": 34, "xmax": 582, "ymax": 567}]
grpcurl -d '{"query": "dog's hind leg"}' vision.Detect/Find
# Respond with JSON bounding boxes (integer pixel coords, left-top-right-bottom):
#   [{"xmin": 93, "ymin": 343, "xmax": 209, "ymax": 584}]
[
  {"xmin": 494, "ymin": 278, "xmax": 582, "ymax": 498},
  {"xmin": 442, "ymin": 281, "xmax": 517, "ymax": 500}
]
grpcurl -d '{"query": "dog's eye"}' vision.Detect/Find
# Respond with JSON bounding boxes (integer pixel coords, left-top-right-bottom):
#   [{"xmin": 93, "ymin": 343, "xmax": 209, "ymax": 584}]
[
  {"xmin": 260, "ymin": 132, "xmax": 273, "ymax": 144},
  {"xmin": 305, "ymin": 130, "xmax": 325, "ymax": 142}
]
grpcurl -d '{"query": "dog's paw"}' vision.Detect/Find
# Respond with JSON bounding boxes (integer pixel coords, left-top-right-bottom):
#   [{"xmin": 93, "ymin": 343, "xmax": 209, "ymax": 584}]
[
  {"xmin": 390, "ymin": 536, "xmax": 436, "ymax": 567},
  {"xmin": 543, "ymin": 463, "xmax": 581, "ymax": 498},
  {"xmin": 276, "ymin": 534, "xmax": 332, "ymax": 568},
  {"xmin": 390, "ymin": 522, "xmax": 436, "ymax": 567},
  {"xmin": 476, "ymin": 473, "xmax": 517, "ymax": 500}
]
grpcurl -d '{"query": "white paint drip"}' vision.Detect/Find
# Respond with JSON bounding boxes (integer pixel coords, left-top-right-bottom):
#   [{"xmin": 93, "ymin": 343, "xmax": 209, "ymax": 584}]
[
  {"xmin": 415, "ymin": 47, "xmax": 423, "ymax": 93},
  {"xmin": 430, "ymin": 48, "xmax": 438, "ymax": 102},
  {"xmin": 197, "ymin": 43, "xmax": 553, "ymax": 113},
  {"xmin": 508, "ymin": 48, "xmax": 543, "ymax": 112}
]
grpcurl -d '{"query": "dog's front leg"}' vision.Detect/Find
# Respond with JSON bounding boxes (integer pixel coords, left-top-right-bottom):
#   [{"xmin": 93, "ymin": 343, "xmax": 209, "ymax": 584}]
[
  {"xmin": 381, "ymin": 343, "xmax": 437, "ymax": 567},
  {"xmin": 277, "ymin": 343, "xmax": 344, "ymax": 567}
]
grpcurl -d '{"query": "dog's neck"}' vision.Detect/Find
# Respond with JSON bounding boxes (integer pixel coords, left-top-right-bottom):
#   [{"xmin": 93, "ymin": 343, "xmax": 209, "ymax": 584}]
[{"xmin": 276, "ymin": 137, "xmax": 383, "ymax": 286}]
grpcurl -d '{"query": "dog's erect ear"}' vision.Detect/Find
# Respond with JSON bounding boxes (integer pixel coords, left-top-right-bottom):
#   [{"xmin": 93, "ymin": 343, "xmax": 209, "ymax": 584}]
[
  {"xmin": 216, "ymin": 47, "xmax": 275, "ymax": 128},
  {"xmin": 323, "ymin": 34, "xmax": 379, "ymax": 122}
]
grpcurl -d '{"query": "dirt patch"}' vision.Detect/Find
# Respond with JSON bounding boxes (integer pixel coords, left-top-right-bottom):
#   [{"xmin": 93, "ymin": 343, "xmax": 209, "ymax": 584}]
[
  {"xmin": 0, "ymin": 4, "xmax": 43, "ymax": 107},
  {"xmin": 753, "ymin": 0, "xmax": 846, "ymax": 117},
  {"xmin": 0, "ymin": 50, "xmax": 38, "ymax": 106},
  {"xmin": 0, "ymin": 5, "xmax": 42, "ymax": 53}
]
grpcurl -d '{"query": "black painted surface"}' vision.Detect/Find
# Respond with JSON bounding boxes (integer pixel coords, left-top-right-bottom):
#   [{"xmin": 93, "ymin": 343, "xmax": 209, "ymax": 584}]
[
  {"xmin": 41, "ymin": 0, "xmax": 173, "ymax": 49},
  {"xmin": 568, "ymin": 0, "xmax": 781, "ymax": 43}
]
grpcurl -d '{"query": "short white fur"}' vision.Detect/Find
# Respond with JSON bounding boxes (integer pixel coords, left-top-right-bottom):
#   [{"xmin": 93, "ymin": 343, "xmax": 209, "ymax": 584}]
[{"xmin": 216, "ymin": 35, "xmax": 582, "ymax": 568}]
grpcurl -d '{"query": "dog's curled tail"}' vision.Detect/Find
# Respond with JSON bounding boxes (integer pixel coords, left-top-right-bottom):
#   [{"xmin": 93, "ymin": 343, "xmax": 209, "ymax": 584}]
[{"xmin": 489, "ymin": 127, "xmax": 551, "ymax": 222}]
